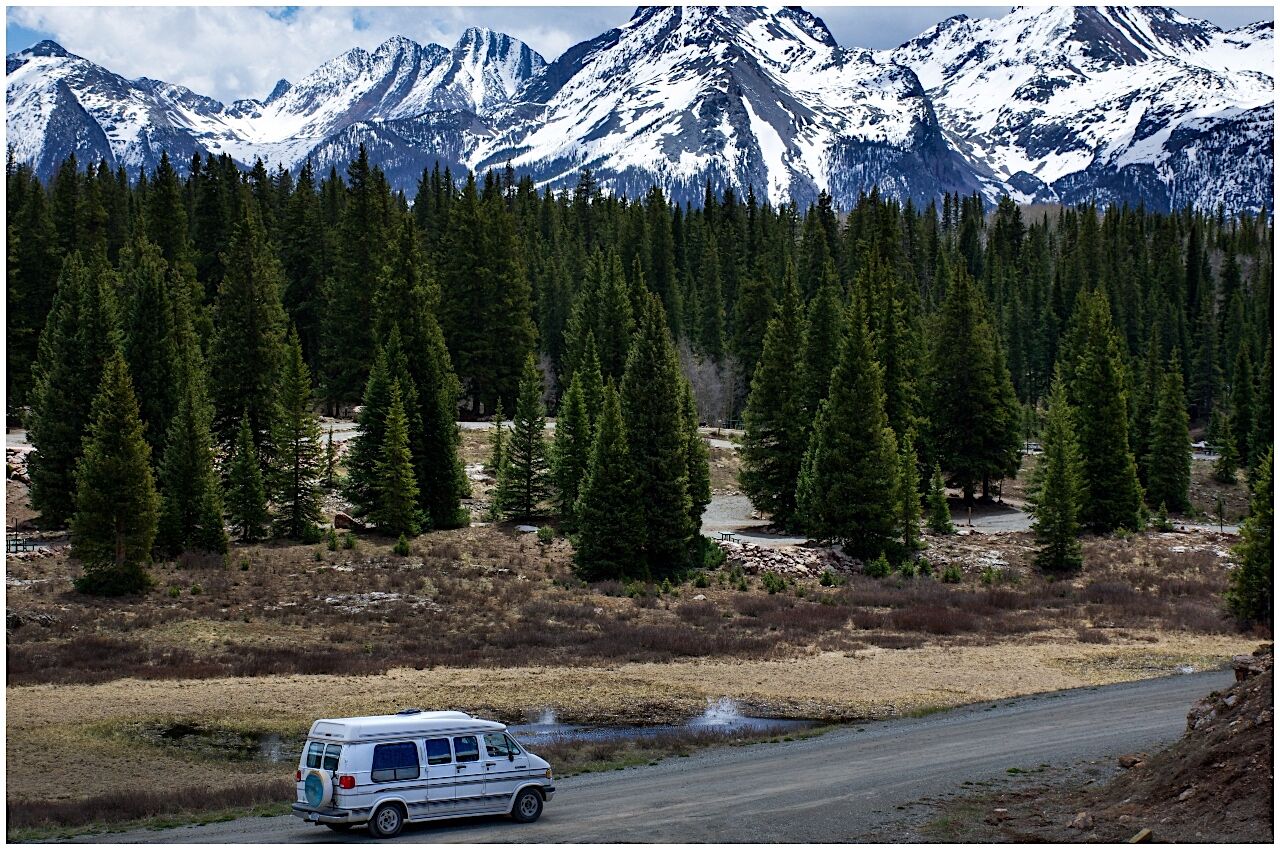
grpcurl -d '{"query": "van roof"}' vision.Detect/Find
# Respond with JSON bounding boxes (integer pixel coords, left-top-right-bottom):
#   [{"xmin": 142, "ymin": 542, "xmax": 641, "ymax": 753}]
[{"xmin": 307, "ymin": 710, "xmax": 506, "ymax": 743}]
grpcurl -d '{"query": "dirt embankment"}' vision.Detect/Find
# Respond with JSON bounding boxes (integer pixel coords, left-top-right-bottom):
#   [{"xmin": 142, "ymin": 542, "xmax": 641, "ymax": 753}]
[{"xmin": 923, "ymin": 644, "xmax": 1273, "ymax": 843}]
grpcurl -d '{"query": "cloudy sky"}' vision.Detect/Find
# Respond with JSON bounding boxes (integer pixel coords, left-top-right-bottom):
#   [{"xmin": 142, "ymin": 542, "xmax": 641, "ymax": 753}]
[{"xmin": 6, "ymin": 4, "xmax": 1274, "ymax": 103}]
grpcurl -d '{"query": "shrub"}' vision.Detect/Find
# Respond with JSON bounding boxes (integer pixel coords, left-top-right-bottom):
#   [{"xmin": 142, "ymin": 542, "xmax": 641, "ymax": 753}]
[
  {"xmin": 393, "ymin": 534, "xmax": 411, "ymax": 556},
  {"xmin": 238, "ymin": 557, "xmax": 250, "ymax": 571},
  {"xmin": 341, "ymin": 532, "xmax": 356, "ymax": 550},
  {"xmin": 941, "ymin": 564, "xmax": 963, "ymax": 584},
  {"xmin": 700, "ymin": 536, "xmax": 727, "ymax": 570},
  {"xmin": 660, "ymin": 577, "xmax": 675, "ymax": 596},
  {"xmin": 864, "ymin": 554, "xmax": 892, "ymax": 579},
  {"xmin": 819, "ymin": 569, "xmax": 841, "ymax": 587},
  {"xmin": 897, "ymin": 560, "xmax": 918, "ymax": 579},
  {"xmin": 693, "ymin": 572, "xmax": 710, "ymax": 589},
  {"xmin": 167, "ymin": 586, "xmax": 180, "ymax": 598},
  {"xmin": 300, "ymin": 524, "xmax": 324, "ymax": 545},
  {"xmin": 326, "ymin": 528, "xmax": 338, "ymax": 551},
  {"xmin": 761, "ymin": 571, "xmax": 787, "ymax": 594},
  {"xmin": 537, "ymin": 525, "xmax": 555, "ymax": 545},
  {"xmin": 916, "ymin": 557, "xmax": 933, "ymax": 577}
]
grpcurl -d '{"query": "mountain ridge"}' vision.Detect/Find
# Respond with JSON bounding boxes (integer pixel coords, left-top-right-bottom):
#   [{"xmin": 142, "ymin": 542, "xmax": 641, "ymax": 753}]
[{"xmin": 5, "ymin": 5, "xmax": 1273, "ymax": 213}]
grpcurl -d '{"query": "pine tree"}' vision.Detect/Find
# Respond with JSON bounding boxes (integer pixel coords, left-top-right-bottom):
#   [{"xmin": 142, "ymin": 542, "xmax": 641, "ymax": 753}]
[
  {"xmin": 926, "ymin": 462, "xmax": 953, "ymax": 534},
  {"xmin": 28, "ymin": 254, "xmax": 123, "ymax": 528},
  {"xmin": 70, "ymin": 352, "xmax": 159, "ymax": 595},
  {"xmin": 225, "ymin": 414, "xmax": 269, "ymax": 542},
  {"xmin": 345, "ymin": 348, "xmax": 394, "ymax": 518},
  {"xmin": 488, "ymin": 399, "xmax": 506, "ymax": 475},
  {"xmin": 495, "ymin": 355, "xmax": 552, "ymax": 520},
  {"xmin": 682, "ymin": 380, "xmax": 711, "ymax": 539},
  {"xmin": 271, "ymin": 331, "xmax": 324, "ymax": 539},
  {"xmin": 739, "ymin": 275, "xmax": 807, "ymax": 528},
  {"xmin": 1226, "ymin": 447, "xmax": 1272, "ymax": 628},
  {"xmin": 552, "ymin": 373, "xmax": 592, "ymax": 529},
  {"xmin": 372, "ymin": 381, "xmax": 422, "ymax": 536},
  {"xmin": 1229, "ymin": 342, "xmax": 1256, "ymax": 474},
  {"xmin": 800, "ymin": 269, "xmax": 846, "ymax": 420},
  {"xmin": 120, "ymin": 235, "xmax": 182, "ymax": 458},
  {"xmin": 1060, "ymin": 290, "xmax": 1144, "ymax": 531},
  {"xmin": 208, "ymin": 210, "xmax": 287, "ymax": 453},
  {"xmin": 795, "ymin": 307, "xmax": 901, "ymax": 558},
  {"xmin": 156, "ymin": 347, "xmax": 228, "ymax": 557},
  {"xmin": 1214, "ymin": 428, "xmax": 1240, "ymax": 484},
  {"xmin": 1146, "ymin": 359, "xmax": 1191, "ymax": 513},
  {"xmin": 897, "ymin": 430, "xmax": 922, "ymax": 552},
  {"xmin": 1030, "ymin": 377, "xmax": 1084, "ymax": 573},
  {"xmin": 573, "ymin": 385, "xmax": 644, "ymax": 581},
  {"xmin": 926, "ymin": 264, "xmax": 1021, "ymax": 503},
  {"xmin": 622, "ymin": 293, "xmax": 696, "ymax": 575}
]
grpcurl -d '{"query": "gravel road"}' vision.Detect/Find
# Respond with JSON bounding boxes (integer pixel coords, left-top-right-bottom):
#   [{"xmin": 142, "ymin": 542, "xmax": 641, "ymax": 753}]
[{"xmin": 85, "ymin": 671, "xmax": 1229, "ymax": 844}]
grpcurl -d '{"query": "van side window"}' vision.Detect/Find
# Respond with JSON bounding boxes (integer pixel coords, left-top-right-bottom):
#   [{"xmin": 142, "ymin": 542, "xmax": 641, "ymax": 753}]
[
  {"xmin": 453, "ymin": 735, "xmax": 479, "ymax": 763},
  {"xmin": 321, "ymin": 744, "xmax": 341, "ymax": 771},
  {"xmin": 371, "ymin": 742, "xmax": 420, "ymax": 782},
  {"xmin": 424, "ymin": 738, "xmax": 452, "ymax": 765},
  {"xmin": 483, "ymin": 733, "xmax": 513, "ymax": 758},
  {"xmin": 305, "ymin": 742, "xmax": 325, "ymax": 769}
]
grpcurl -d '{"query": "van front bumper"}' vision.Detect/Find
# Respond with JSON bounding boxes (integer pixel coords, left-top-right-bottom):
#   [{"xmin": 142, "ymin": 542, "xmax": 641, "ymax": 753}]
[{"xmin": 291, "ymin": 803, "xmax": 369, "ymax": 825}]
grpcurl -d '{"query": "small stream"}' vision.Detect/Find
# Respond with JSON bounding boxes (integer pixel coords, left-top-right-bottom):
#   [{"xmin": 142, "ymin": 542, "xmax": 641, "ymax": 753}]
[{"xmin": 507, "ymin": 698, "xmax": 815, "ymax": 743}]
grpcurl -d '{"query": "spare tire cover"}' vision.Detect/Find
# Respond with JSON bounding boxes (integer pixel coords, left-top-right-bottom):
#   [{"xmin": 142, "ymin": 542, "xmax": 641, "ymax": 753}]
[{"xmin": 304, "ymin": 769, "xmax": 333, "ymax": 808}]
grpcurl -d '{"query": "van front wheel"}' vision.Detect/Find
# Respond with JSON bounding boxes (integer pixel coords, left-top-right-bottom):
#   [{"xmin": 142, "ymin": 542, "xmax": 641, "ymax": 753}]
[
  {"xmin": 511, "ymin": 788, "xmax": 543, "ymax": 823},
  {"xmin": 368, "ymin": 803, "xmax": 405, "ymax": 838}
]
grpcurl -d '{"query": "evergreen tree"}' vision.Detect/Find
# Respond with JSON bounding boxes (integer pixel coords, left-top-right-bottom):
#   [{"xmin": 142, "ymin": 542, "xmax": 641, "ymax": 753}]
[
  {"xmin": 926, "ymin": 462, "xmax": 953, "ymax": 534},
  {"xmin": 897, "ymin": 430, "xmax": 922, "ymax": 552},
  {"xmin": 70, "ymin": 352, "xmax": 159, "ymax": 595},
  {"xmin": 495, "ymin": 355, "xmax": 552, "ymax": 520},
  {"xmin": 682, "ymin": 380, "xmax": 712, "ymax": 540},
  {"xmin": 156, "ymin": 347, "xmax": 228, "ymax": 557},
  {"xmin": 1030, "ymin": 377, "xmax": 1084, "ymax": 573},
  {"xmin": 345, "ymin": 348, "xmax": 394, "ymax": 518},
  {"xmin": 1146, "ymin": 359, "xmax": 1191, "ymax": 513},
  {"xmin": 208, "ymin": 210, "xmax": 287, "ymax": 453},
  {"xmin": 488, "ymin": 398, "xmax": 506, "ymax": 475},
  {"xmin": 271, "ymin": 331, "xmax": 324, "ymax": 539},
  {"xmin": 795, "ymin": 307, "xmax": 900, "ymax": 557},
  {"xmin": 926, "ymin": 265, "xmax": 1020, "ymax": 503},
  {"xmin": 800, "ymin": 270, "xmax": 846, "ymax": 420},
  {"xmin": 1060, "ymin": 290, "xmax": 1144, "ymax": 531},
  {"xmin": 1229, "ymin": 341, "xmax": 1256, "ymax": 473},
  {"xmin": 1226, "ymin": 447, "xmax": 1272, "ymax": 628},
  {"xmin": 552, "ymin": 373, "xmax": 592, "ymax": 529},
  {"xmin": 121, "ymin": 235, "xmax": 182, "ymax": 459},
  {"xmin": 573, "ymin": 385, "xmax": 643, "ymax": 581},
  {"xmin": 28, "ymin": 254, "xmax": 122, "ymax": 528},
  {"xmin": 622, "ymin": 294, "xmax": 696, "ymax": 575},
  {"xmin": 225, "ymin": 414, "xmax": 269, "ymax": 542},
  {"xmin": 372, "ymin": 381, "xmax": 422, "ymax": 536},
  {"xmin": 739, "ymin": 276, "xmax": 807, "ymax": 529}
]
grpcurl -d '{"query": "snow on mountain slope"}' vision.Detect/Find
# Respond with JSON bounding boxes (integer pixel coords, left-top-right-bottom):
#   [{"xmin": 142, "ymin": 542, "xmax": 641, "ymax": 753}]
[
  {"xmin": 5, "ymin": 5, "xmax": 1273, "ymax": 212},
  {"xmin": 5, "ymin": 30, "xmax": 545, "ymax": 180},
  {"xmin": 882, "ymin": 6, "xmax": 1274, "ymax": 210},
  {"xmin": 478, "ymin": 5, "xmax": 977, "ymax": 206}
]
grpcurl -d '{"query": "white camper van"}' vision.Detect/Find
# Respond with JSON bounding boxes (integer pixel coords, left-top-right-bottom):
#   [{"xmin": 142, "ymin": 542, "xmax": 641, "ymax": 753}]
[{"xmin": 291, "ymin": 709, "xmax": 555, "ymax": 838}]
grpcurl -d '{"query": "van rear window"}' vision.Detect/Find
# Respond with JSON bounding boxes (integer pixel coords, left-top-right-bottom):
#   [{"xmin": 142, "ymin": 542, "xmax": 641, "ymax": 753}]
[
  {"xmin": 424, "ymin": 738, "xmax": 452, "ymax": 765},
  {"xmin": 371, "ymin": 742, "xmax": 420, "ymax": 782},
  {"xmin": 305, "ymin": 742, "xmax": 341, "ymax": 770}
]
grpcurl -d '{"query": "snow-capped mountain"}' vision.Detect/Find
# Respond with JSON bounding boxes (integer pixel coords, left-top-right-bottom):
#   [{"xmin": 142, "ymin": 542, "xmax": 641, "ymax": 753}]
[
  {"xmin": 5, "ymin": 5, "xmax": 1274, "ymax": 212},
  {"xmin": 475, "ymin": 5, "xmax": 977, "ymax": 206},
  {"xmin": 5, "ymin": 28, "xmax": 545, "ymax": 182},
  {"xmin": 881, "ymin": 5, "xmax": 1274, "ymax": 211}
]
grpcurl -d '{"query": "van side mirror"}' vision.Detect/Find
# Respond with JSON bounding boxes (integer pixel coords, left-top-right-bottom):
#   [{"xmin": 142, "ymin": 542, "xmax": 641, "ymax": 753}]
[{"xmin": 508, "ymin": 752, "xmax": 515, "ymax": 761}]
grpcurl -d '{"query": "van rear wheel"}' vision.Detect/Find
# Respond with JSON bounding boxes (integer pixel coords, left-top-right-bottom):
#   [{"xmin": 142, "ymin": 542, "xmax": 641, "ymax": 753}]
[
  {"xmin": 368, "ymin": 803, "xmax": 405, "ymax": 838},
  {"xmin": 511, "ymin": 788, "xmax": 543, "ymax": 823}
]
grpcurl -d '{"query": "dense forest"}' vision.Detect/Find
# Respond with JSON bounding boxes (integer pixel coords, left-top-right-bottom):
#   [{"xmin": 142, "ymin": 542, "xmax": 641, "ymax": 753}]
[{"xmin": 4, "ymin": 147, "xmax": 1273, "ymax": 622}]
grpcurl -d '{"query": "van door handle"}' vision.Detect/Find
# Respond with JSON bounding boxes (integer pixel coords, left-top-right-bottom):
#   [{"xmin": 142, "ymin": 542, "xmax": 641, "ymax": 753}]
[
  {"xmin": 485, "ymin": 761, "xmax": 496, "ymax": 767},
  {"xmin": 455, "ymin": 764, "xmax": 465, "ymax": 771}
]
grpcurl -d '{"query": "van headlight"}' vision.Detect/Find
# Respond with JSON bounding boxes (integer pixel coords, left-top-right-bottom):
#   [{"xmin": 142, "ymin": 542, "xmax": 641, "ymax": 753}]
[{"xmin": 545, "ymin": 768, "xmax": 552, "ymax": 780}]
